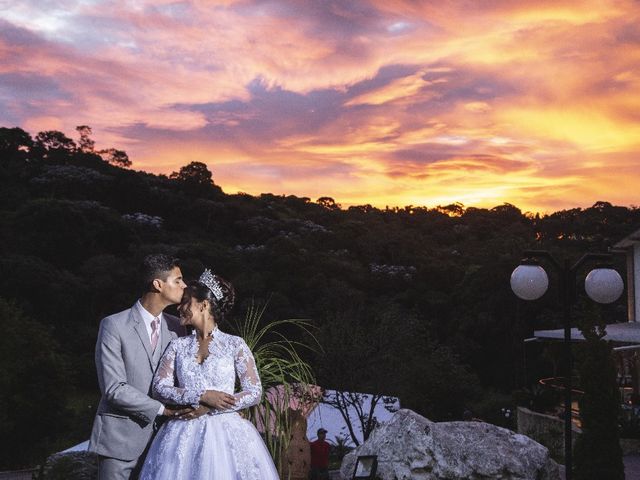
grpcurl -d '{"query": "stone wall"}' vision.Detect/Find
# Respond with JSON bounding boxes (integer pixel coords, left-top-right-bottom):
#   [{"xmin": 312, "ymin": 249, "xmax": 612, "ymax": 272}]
[
  {"xmin": 621, "ymin": 438, "xmax": 640, "ymax": 455},
  {"xmin": 516, "ymin": 406, "xmax": 580, "ymax": 464},
  {"xmin": 518, "ymin": 406, "xmax": 640, "ymax": 459}
]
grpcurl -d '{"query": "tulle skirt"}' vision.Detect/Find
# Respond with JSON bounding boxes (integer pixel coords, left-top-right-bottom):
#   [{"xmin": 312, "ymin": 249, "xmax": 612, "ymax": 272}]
[{"xmin": 139, "ymin": 412, "xmax": 279, "ymax": 480}]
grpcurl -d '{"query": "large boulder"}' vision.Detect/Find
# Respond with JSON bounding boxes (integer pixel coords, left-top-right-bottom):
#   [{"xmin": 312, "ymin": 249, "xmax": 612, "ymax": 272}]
[
  {"xmin": 40, "ymin": 451, "xmax": 98, "ymax": 480},
  {"xmin": 340, "ymin": 409, "xmax": 560, "ymax": 480}
]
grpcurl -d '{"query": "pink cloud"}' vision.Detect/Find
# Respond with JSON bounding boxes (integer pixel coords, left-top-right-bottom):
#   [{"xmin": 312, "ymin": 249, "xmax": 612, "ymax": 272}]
[{"xmin": 0, "ymin": 0, "xmax": 639, "ymax": 212}]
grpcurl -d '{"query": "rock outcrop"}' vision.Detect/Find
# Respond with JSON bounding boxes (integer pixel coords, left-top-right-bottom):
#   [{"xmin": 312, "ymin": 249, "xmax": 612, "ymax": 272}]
[
  {"xmin": 40, "ymin": 451, "xmax": 98, "ymax": 480},
  {"xmin": 340, "ymin": 409, "xmax": 560, "ymax": 480}
]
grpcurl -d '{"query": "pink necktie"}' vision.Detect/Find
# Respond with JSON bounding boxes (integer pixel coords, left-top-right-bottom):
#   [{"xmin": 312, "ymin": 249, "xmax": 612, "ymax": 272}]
[{"xmin": 151, "ymin": 317, "xmax": 159, "ymax": 351}]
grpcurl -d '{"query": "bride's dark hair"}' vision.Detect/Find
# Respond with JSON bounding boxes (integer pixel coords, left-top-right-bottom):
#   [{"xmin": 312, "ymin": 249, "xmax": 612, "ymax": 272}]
[{"xmin": 180, "ymin": 276, "xmax": 235, "ymax": 324}]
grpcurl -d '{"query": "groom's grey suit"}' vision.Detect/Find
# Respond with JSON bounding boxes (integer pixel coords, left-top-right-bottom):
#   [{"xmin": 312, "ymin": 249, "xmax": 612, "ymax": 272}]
[{"xmin": 89, "ymin": 303, "xmax": 184, "ymax": 477}]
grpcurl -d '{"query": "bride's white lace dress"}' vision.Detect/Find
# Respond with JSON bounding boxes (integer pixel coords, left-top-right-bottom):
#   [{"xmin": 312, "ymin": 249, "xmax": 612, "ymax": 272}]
[{"xmin": 139, "ymin": 328, "xmax": 279, "ymax": 480}]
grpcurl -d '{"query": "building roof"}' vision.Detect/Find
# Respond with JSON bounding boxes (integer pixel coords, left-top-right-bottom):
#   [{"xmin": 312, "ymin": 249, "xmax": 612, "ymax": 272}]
[
  {"xmin": 61, "ymin": 440, "xmax": 89, "ymax": 453},
  {"xmin": 615, "ymin": 227, "xmax": 640, "ymax": 248},
  {"xmin": 534, "ymin": 321, "xmax": 640, "ymax": 344}
]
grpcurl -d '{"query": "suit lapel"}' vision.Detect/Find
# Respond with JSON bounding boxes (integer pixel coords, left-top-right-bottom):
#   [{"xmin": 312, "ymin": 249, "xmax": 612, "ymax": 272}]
[
  {"xmin": 160, "ymin": 314, "xmax": 173, "ymax": 352},
  {"xmin": 129, "ymin": 305, "xmax": 154, "ymax": 367}
]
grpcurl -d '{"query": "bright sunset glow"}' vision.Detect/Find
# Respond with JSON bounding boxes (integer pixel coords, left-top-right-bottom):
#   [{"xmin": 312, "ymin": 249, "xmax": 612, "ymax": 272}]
[{"xmin": 1, "ymin": 0, "xmax": 639, "ymax": 212}]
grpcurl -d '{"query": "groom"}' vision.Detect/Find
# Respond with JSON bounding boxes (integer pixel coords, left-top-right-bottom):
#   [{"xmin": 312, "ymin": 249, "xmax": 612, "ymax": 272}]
[{"xmin": 89, "ymin": 254, "xmax": 190, "ymax": 479}]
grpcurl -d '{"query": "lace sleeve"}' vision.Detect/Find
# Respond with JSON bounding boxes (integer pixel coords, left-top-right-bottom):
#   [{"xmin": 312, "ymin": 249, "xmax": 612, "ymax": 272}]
[
  {"xmin": 153, "ymin": 340, "xmax": 204, "ymax": 407},
  {"xmin": 228, "ymin": 338, "xmax": 262, "ymax": 411}
]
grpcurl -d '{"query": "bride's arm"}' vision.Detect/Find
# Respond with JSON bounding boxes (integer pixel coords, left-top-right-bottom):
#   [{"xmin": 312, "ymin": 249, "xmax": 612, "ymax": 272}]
[
  {"xmin": 228, "ymin": 338, "xmax": 263, "ymax": 411},
  {"xmin": 202, "ymin": 338, "xmax": 262, "ymax": 413},
  {"xmin": 153, "ymin": 340, "xmax": 205, "ymax": 408}
]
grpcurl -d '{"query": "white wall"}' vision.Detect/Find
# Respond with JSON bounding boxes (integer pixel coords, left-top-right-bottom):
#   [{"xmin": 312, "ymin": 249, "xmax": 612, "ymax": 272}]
[{"xmin": 634, "ymin": 245, "xmax": 640, "ymax": 323}]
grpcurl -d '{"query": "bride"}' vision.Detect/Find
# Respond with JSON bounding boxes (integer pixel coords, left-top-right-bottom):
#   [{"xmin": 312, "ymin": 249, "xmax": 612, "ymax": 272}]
[{"xmin": 139, "ymin": 270, "xmax": 279, "ymax": 480}]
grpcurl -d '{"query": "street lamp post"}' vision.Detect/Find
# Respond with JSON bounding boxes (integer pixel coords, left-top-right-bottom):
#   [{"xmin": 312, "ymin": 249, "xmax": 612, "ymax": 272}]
[{"xmin": 510, "ymin": 250, "xmax": 624, "ymax": 480}]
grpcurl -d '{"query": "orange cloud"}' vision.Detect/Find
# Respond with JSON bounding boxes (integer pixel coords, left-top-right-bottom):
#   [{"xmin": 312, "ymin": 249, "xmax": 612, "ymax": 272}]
[{"xmin": 1, "ymin": 0, "xmax": 639, "ymax": 213}]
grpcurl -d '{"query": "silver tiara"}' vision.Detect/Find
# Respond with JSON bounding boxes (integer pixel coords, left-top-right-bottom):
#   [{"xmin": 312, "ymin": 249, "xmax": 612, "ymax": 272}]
[{"xmin": 199, "ymin": 269, "xmax": 224, "ymax": 301}]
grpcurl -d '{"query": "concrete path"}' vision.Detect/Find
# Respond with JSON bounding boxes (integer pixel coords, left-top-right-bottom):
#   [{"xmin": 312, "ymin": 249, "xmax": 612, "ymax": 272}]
[
  {"xmin": 624, "ymin": 454, "xmax": 640, "ymax": 479},
  {"xmin": 335, "ymin": 455, "xmax": 640, "ymax": 479},
  {"xmin": 559, "ymin": 454, "xmax": 640, "ymax": 479}
]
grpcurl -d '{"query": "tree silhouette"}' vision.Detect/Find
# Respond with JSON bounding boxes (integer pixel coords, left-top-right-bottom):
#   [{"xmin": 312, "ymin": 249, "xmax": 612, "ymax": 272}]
[
  {"xmin": 35, "ymin": 130, "xmax": 77, "ymax": 155},
  {"xmin": 0, "ymin": 299, "xmax": 70, "ymax": 469},
  {"xmin": 573, "ymin": 307, "xmax": 624, "ymax": 480},
  {"xmin": 170, "ymin": 161, "xmax": 214, "ymax": 185},
  {"xmin": 75, "ymin": 125, "xmax": 95, "ymax": 153},
  {"xmin": 100, "ymin": 148, "xmax": 131, "ymax": 168},
  {"xmin": 317, "ymin": 196, "xmax": 341, "ymax": 210},
  {"xmin": 321, "ymin": 391, "xmax": 397, "ymax": 446},
  {"xmin": 0, "ymin": 127, "xmax": 34, "ymax": 163},
  {"xmin": 0, "ymin": 127, "xmax": 33, "ymax": 153},
  {"xmin": 436, "ymin": 202, "xmax": 465, "ymax": 217}
]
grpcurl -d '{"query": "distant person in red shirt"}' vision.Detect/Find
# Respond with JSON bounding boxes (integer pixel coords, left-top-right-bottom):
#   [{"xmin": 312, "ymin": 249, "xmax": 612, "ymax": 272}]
[{"xmin": 309, "ymin": 427, "xmax": 330, "ymax": 480}]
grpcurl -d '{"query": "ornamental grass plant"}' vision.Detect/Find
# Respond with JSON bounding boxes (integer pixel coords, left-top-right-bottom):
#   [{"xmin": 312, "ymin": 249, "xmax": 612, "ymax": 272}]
[{"xmin": 228, "ymin": 301, "xmax": 319, "ymax": 476}]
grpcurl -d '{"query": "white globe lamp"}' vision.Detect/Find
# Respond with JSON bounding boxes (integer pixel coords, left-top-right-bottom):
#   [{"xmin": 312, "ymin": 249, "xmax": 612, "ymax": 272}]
[
  {"xmin": 511, "ymin": 264, "xmax": 549, "ymax": 301},
  {"xmin": 584, "ymin": 268, "xmax": 624, "ymax": 304}
]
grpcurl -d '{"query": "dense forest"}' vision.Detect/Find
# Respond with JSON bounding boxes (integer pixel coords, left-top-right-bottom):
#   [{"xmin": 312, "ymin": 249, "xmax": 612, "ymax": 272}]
[{"xmin": 1, "ymin": 126, "xmax": 638, "ymax": 469}]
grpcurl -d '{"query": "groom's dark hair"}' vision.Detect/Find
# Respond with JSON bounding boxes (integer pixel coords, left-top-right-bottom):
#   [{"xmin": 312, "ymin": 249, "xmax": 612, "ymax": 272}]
[{"xmin": 140, "ymin": 254, "xmax": 180, "ymax": 293}]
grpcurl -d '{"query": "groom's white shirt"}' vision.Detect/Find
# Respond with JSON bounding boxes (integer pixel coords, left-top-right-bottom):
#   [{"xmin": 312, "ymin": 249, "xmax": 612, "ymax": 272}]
[
  {"xmin": 134, "ymin": 300, "xmax": 165, "ymax": 416},
  {"xmin": 135, "ymin": 300, "xmax": 162, "ymax": 349}
]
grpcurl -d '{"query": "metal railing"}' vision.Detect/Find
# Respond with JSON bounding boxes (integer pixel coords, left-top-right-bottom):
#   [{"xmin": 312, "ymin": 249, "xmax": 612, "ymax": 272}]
[{"xmin": 0, "ymin": 469, "xmax": 38, "ymax": 480}]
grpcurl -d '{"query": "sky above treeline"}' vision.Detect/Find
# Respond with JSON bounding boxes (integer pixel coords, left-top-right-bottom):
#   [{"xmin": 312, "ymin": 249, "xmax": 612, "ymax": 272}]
[{"xmin": 1, "ymin": 0, "xmax": 639, "ymax": 213}]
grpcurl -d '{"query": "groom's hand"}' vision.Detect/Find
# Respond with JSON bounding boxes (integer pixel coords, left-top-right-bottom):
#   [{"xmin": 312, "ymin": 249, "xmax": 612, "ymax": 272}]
[
  {"xmin": 201, "ymin": 390, "xmax": 236, "ymax": 410},
  {"xmin": 178, "ymin": 405, "xmax": 211, "ymax": 420},
  {"xmin": 162, "ymin": 405, "xmax": 193, "ymax": 417}
]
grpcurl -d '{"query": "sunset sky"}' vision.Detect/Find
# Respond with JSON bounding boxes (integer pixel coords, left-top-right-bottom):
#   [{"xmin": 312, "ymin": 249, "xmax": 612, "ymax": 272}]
[{"xmin": 1, "ymin": 0, "xmax": 639, "ymax": 212}]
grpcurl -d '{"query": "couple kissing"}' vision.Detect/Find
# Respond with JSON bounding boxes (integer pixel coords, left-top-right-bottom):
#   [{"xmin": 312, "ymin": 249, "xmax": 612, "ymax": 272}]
[{"xmin": 88, "ymin": 254, "xmax": 278, "ymax": 479}]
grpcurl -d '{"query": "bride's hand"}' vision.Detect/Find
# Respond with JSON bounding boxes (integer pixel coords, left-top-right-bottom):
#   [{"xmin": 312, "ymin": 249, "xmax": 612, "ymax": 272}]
[
  {"xmin": 178, "ymin": 405, "xmax": 211, "ymax": 420},
  {"xmin": 162, "ymin": 406, "xmax": 193, "ymax": 417},
  {"xmin": 201, "ymin": 390, "xmax": 236, "ymax": 410}
]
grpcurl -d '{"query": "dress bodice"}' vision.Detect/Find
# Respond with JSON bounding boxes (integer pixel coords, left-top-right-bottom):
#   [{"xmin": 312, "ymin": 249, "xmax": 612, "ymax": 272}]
[{"xmin": 153, "ymin": 329, "xmax": 262, "ymax": 413}]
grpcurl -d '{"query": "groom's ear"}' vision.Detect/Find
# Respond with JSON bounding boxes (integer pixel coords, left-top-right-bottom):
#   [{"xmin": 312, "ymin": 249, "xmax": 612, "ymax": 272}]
[{"xmin": 152, "ymin": 278, "xmax": 163, "ymax": 292}]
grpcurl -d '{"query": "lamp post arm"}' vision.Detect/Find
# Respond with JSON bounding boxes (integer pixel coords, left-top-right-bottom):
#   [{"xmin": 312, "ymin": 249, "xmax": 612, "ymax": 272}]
[
  {"xmin": 522, "ymin": 250, "xmax": 562, "ymax": 271},
  {"xmin": 570, "ymin": 253, "xmax": 613, "ymax": 274}
]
